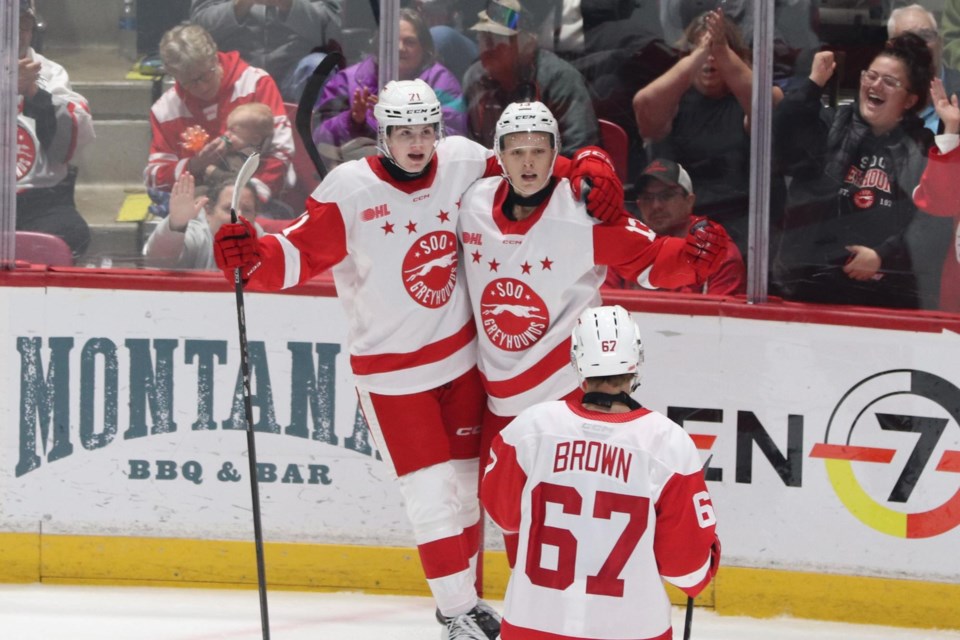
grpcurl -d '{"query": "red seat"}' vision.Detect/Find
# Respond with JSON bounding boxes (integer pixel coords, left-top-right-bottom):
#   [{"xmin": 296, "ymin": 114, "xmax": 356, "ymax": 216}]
[
  {"xmin": 257, "ymin": 217, "xmax": 294, "ymax": 235},
  {"xmin": 15, "ymin": 231, "xmax": 73, "ymax": 266},
  {"xmin": 598, "ymin": 119, "xmax": 629, "ymax": 183},
  {"xmin": 281, "ymin": 102, "xmax": 322, "ymax": 212}
]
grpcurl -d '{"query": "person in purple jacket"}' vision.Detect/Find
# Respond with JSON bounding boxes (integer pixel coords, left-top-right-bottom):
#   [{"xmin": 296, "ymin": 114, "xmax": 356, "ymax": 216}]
[{"xmin": 312, "ymin": 7, "xmax": 466, "ymax": 169}]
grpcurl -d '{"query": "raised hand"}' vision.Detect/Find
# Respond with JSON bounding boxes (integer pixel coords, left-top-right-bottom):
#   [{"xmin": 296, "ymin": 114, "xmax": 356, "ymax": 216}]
[
  {"xmin": 569, "ymin": 146, "xmax": 624, "ymax": 222},
  {"xmin": 930, "ymin": 77, "xmax": 960, "ymax": 135},
  {"xmin": 168, "ymin": 173, "xmax": 208, "ymax": 232},
  {"xmin": 351, "ymin": 87, "xmax": 378, "ymax": 126},
  {"xmin": 809, "ymin": 51, "xmax": 837, "ymax": 88},
  {"xmin": 18, "ymin": 57, "xmax": 41, "ymax": 98}
]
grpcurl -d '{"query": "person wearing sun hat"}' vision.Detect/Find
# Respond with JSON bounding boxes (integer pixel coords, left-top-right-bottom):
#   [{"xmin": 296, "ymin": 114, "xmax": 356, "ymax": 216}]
[{"xmin": 461, "ymin": 0, "xmax": 601, "ymax": 156}]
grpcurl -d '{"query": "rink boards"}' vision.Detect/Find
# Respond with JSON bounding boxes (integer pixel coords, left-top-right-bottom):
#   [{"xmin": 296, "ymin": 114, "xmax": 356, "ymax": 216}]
[{"xmin": 0, "ymin": 269, "xmax": 958, "ymax": 630}]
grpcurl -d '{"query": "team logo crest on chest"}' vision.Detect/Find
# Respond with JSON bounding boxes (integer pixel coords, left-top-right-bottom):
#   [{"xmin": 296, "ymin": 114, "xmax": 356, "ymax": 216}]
[
  {"xmin": 480, "ymin": 278, "xmax": 549, "ymax": 351},
  {"xmin": 401, "ymin": 230, "xmax": 458, "ymax": 308},
  {"xmin": 16, "ymin": 118, "xmax": 39, "ymax": 185}
]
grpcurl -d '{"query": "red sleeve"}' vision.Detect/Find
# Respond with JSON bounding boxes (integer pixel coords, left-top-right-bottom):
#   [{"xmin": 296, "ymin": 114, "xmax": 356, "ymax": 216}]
[
  {"xmin": 146, "ymin": 110, "xmax": 182, "ymax": 191},
  {"xmin": 593, "ymin": 219, "xmax": 700, "ymax": 289},
  {"xmin": 654, "ymin": 471, "xmax": 719, "ymax": 598},
  {"xmin": 914, "ymin": 146, "xmax": 960, "ymax": 217},
  {"xmin": 480, "ymin": 434, "xmax": 526, "ymax": 534},
  {"xmin": 248, "ymin": 75, "xmax": 294, "ymax": 199},
  {"xmin": 246, "ymin": 197, "xmax": 348, "ymax": 290}
]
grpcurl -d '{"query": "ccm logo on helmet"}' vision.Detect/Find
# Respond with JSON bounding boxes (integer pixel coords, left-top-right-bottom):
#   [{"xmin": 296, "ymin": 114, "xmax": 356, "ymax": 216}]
[
  {"xmin": 516, "ymin": 114, "xmax": 536, "ymax": 120},
  {"xmin": 407, "ymin": 108, "xmax": 430, "ymax": 114}
]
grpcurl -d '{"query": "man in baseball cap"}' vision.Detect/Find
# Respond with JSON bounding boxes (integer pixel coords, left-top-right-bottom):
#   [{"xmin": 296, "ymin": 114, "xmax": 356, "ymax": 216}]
[
  {"xmin": 470, "ymin": 0, "xmax": 524, "ymax": 37},
  {"xmin": 632, "ymin": 158, "xmax": 745, "ymax": 294}
]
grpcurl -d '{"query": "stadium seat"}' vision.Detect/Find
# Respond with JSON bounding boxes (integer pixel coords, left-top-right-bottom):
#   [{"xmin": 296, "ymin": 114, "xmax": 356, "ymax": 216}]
[
  {"xmin": 14, "ymin": 231, "xmax": 74, "ymax": 267},
  {"xmin": 598, "ymin": 119, "xmax": 629, "ymax": 183}
]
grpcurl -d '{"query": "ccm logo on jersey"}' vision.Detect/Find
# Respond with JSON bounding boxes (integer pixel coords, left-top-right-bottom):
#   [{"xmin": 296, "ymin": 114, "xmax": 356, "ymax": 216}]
[
  {"xmin": 462, "ymin": 232, "xmax": 482, "ymax": 245},
  {"xmin": 361, "ymin": 204, "xmax": 391, "ymax": 221},
  {"xmin": 455, "ymin": 426, "xmax": 481, "ymax": 436}
]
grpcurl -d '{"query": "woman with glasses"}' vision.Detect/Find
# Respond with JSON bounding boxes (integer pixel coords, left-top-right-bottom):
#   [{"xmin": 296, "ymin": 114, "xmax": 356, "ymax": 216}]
[
  {"xmin": 145, "ymin": 24, "xmax": 294, "ymax": 214},
  {"xmin": 772, "ymin": 33, "xmax": 952, "ymax": 310}
]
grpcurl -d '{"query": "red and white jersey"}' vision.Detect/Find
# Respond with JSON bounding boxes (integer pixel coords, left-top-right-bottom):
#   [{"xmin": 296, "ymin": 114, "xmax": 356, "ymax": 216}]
[
  {"xmin": 16, "ymin": 49, "xmax": 94, "ymax": 193},
  {"xmin": 145, "ymin": 51, "xmax": 293, "ymax": 202},
  {"xmin": 458, "ymin": 178, "xmax": 699, "ymax": 416},
  {"xmin": 481, "ymin": 400, "xmax": 719, "ymax": 640},
  {"xmin": 246, "ymin": 136, "xmax": 496, "ymax": 394},
  {"xmin": 913, "ymin": 138, "xmax": 960, "ymax": 312}
]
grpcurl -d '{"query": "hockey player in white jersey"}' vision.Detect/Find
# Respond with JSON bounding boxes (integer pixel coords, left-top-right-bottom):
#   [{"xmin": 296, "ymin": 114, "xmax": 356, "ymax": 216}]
[
  {"xmin": 481, "ymin": 305, "xmax": 720, "ymax": 640},
  {"xmin": 456, "ymin": 101, "xmax": 727, "ymax": 564},
  {"xmin": 212, "ymin": 80, "xmax": 624, "ymax": 640}
]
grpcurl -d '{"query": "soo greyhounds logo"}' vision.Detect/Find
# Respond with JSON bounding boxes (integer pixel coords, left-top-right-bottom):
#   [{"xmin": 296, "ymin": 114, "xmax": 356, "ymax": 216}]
[
  {"xmin": 401, "ymin": 231, "xmax": 458, "ymax": 308},
  {"xmin": 810, "ymin": 370, "xmax": 960, "ymax": 538},
  {"xmin": 480, "ymin": 278, "xmax": 549, "ymax": 351}
]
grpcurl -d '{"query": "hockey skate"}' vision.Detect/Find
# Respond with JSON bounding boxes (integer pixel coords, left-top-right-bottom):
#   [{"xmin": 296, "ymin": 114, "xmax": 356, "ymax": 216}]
[
  {"xmin": 443, "ymin": 612, "xmax": 488, "ymax": 640},
  {"xmin": 437, "ymin": 601, "xmax": 501, "ymax": 640}
]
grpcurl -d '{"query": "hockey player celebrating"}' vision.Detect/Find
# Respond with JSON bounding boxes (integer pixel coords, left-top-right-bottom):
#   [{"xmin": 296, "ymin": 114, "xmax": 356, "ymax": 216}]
[
  {"xmin": 212, "ymin": 80, "xmax": 623, "ymax": 640},
  {"xmin": 457, "ymin": 102, "xmax": 727, "ymax": 546},
  {"xmin": 481, "ymin": 304, "xmax": 720, "ymax": 640}
]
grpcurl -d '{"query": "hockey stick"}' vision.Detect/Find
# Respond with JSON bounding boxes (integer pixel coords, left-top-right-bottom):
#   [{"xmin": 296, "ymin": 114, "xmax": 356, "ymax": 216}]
[
  {"xmin": 229, "ymin": 152, "xmax": 271, "ymax": 640},
  {"xmin": 295, "ymin": 50, "xmax": 346, "ymax": 180},
  {"xmin": 683, "ymin": 454, "xmax": 714, "ymax": 640}
]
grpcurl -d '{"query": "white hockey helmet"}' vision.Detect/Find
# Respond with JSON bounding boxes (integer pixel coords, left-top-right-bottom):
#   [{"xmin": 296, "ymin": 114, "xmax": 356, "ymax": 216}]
[
  {"xmin": 494, "ymin": 101, "xmax": 560, "ymax": 194},
  {"xmin": 570, "ymin": 305, "xmax": 644, "ymax": 390},
  {"xmin": 374, "ymin": 79, "xmax": 444, "ymax": 160}
]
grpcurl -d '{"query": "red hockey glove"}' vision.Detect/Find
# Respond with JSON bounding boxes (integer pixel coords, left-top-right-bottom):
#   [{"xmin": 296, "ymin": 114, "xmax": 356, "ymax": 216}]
[
  {"xmin": 214, "ymin": 216, "xmax": 262, "ymax": 282},
  {"xmin": 569, "ymin": 146, "xmax": 624, "ymax": 222},
  {"xmin": 685, "ymin": 217, "xmax": 728, "ymax": 282}
]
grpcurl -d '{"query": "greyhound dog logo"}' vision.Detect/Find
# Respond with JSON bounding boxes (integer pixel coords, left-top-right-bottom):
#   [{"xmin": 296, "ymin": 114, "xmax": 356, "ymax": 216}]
[
  {"xmin": 480, "ymin": 278, "xmax": 549, "ymax": 351},
  {"xmin": 401, "ymin": 230, "xmax": 458, "ymax": 308}
]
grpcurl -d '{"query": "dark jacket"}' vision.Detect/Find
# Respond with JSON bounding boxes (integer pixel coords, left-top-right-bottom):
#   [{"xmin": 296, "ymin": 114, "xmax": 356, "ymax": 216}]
[{"xmin": 772, "ymin": 77, "xmax": 949, "ymax": 309}]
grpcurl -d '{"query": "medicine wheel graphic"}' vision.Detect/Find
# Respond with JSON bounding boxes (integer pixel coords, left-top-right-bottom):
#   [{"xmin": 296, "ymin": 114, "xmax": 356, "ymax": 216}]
[{"xmin": 810, "ymin": 369, "xmax": 960, "ymax": 538}]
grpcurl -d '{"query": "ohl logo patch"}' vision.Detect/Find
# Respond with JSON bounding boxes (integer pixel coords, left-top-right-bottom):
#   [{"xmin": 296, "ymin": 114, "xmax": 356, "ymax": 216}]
[
  {"xmin": 16, "ymin": 118, "xmax": 38, "ymax": 184},
  {"xmin": 810, "ymin": 370, "xmax": 960, "ymax": 538},
  {"xmin": 480, "ymin": 278, "xmax": 549, "ymax": 352},
  {"xmin": 401, "ymin": 230, "xmax": 458, "ymax": 309}
]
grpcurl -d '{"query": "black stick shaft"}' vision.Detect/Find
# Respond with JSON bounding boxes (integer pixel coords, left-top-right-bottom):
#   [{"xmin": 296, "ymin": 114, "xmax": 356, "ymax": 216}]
[
  {"xmin": 683, "ymin": 455, "xmax": 713, "ymax": 640},
  {"xmin": 231, "ymin": 206, "xmax": 270, "ymax": 640}
]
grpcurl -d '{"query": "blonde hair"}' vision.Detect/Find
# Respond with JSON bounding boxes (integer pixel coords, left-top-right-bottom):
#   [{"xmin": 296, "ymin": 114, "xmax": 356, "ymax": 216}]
[{"xmin": 160, "ymin": 24, "xmax": 218, "ymax": 76}]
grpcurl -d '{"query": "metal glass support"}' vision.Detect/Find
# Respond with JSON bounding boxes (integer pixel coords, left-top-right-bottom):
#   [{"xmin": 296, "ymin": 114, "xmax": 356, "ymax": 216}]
[
  {"xmin": 747, "ymin": 0, "xmax": 775, "ymax": 303},
  {"xmin": 377, "ymin": 0, "xmax": 401, "ymax": 93},
  {"xmin": 0, "ymin": 1, "xmax": 18, "ymax": 268}
]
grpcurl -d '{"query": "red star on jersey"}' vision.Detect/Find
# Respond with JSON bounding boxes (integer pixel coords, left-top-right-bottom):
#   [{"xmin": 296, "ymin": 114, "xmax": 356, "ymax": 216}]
[
  {"xmin": 405, "ymin": 221, "xmax": 418, "ymax": 234},
  {"xmin": 382, "ymin": 221, "xmax": 395, "ymax": 235},
  {"xmin": 540, "ymin": 257, "xmax": 553, "ymax": 270},
  {"xmin": 488, "ymin": 258, "xmax": 500, "ymax": 272},
  {"xmin": 472, "ymin": 250, "xmax": 482, "ymax": 263},
  {"xmin": 521, "ymin": 261, "xmax": 532, "ymax": 274},
  {"xmin": 437, "ymin": 210, "xmax": 450, "ymax": 223}
]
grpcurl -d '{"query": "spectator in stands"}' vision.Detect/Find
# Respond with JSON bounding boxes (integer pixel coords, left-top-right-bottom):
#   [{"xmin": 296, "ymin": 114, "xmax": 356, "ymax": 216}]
[
  {"xmin": 146, "ymin": 24, "xmax": 295, "ymax": 216},
  {"xmin": 190, "ymin": 0, "xmax": 342, "ymax": 102},
  {"xmin": 461, "ymin": 0, "xmax": 601, "ymax": 154},
  {"xmin": 633, "ymin": 9, "xmax": 784, "ymax": 258},
  {"xmin": 607, "ymin": 158, "xmax": 745, "ymax": 295},
  {"xmin": 311, "ymin": 8, "xmax": 466, "ymax": 169},
  {"xmin": 409, "ymin": 0, "xmax": 480, "ymax": 82},
  {"xmin": 888, "ymin": 4, "xmax": 960, "ymax": 134},
  {"xmin": 143, "ymin": 172, "xmax": 266, "ymax": 270},
  {"xmin": 771, "ymin": 36, "xmax": 949, "ymax": 310},
  {"xmin": 913, "ymin": 78, "xmax": 960, "ymax": 312},
  {"xmin": 15, "ymin": 0, "xmax": 94, "ymax": 258}
]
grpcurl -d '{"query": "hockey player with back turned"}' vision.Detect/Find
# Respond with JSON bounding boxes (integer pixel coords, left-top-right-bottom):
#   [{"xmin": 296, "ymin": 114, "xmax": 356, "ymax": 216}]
[
  {"xmin": 456, "ymin": 101, "xmax": 728, "ymax": 564},
  {"xmin": 481, "ymin": 304, "xmax": 721, "ymax": 640},
  {"xmin": 211, "ymin": 79, "xmax": 624, "ymax": 640}
]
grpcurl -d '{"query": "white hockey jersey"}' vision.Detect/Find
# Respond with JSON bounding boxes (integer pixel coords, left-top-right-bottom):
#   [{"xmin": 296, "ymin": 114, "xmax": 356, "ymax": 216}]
[
  {"xmin": 457, "ymin": 178, "xmax": 699, "ymax": 416},
  {"xmin": 481, "ymin": 400, "xmax": 719, "ymax": 640},
  {"xmin": 246, "ymin": 136, "xmax": 495, "ymax": 393}
]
